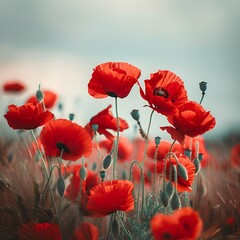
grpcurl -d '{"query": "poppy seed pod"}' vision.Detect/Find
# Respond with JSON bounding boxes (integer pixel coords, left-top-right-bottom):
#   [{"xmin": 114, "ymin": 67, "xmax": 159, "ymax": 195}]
[
  {"xmin": 155, "ymin": 136, "xmax": 161, "ymax": 146},
  {"xmin": 36, "ymin": 89, "xmax": 44, "ymax": 103},
  {"xmin": 69, "ymin": 113, "xmax": 75, "ymax": 121},
  {"xmin": 131, "ymin": 109, "xmax": 140, "ymax": 121},
  {"xmin": 199, "ymin": 81, "xmax": 207, "ymax": 93}
]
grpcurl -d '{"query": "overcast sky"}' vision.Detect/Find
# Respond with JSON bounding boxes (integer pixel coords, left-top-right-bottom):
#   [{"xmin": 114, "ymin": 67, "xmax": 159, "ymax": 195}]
[{"xmin": 0, "ymin": 0, "xmax": 239, "ymax": 139}]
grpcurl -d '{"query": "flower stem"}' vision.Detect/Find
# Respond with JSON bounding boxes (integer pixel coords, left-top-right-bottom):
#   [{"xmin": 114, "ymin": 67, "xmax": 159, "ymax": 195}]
[{"xmin": 199, "ymin": 92, "xmax": 205, "ymax": 105}]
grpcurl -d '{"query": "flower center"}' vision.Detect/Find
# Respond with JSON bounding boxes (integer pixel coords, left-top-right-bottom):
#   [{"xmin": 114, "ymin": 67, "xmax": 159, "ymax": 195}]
[
  {"xmin": 153, "ymin": 87, "xmax": 169, "ymax": 98},
  {"xmin": 163, "ymin": 233, "xmax": 171, "ymax": 239},
  {"xmin": 107, "ymin": 92, "xmax": 118, "ymax": 97},
  {"xmin": 56, "ymin": 142, "xmax": 70, "ymax": 153}
]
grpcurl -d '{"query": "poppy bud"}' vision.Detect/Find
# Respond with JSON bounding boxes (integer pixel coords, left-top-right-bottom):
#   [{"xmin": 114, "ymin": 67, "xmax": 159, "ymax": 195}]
[
  {"xmin": 92, "ymin": 162, "xmax": 97, "ymax": 171},
  {"xmin": 100, "ymin": 170, "xmax": 106, "ymax": 181},
  {"xmin": 92, "ymin": 124, "xmax": 99, "ymax": 132},
  {"xmin": 80, "ymin": 166, "xmax": 87, "ymax": 180},
  {"xmin": 155, "ymin": 136, "xmax": 161, "ymax": 146},
  {"xmin": 103, "ymin": 154, "xmax": 112, "ymax": 169},
  {"xmin": 184, "ymin": 148, "xmax": 191, "ymax": 159},
  {"xmin": 177, "ymin": 164, "xmax": 188, "ymax": 181},
  {"xmin": 198, "ymin": 153, "xmax": 204, "ymax": 161},
  {"xmin": 69, "ymin": 113, "xmax": 74, "ymax": 121},
  {"xmin": 57, "ymin": 177, "xmax": 65, "ymax": 197},
  {"xmin": 130, "ymin": 109, "xmax": 140, "ymax": 121},
  {"xmin": 194, "ymin": 158, "xmax": 201, "ymax": 174},
  {"xmin": 199, "ymin": 81, "xmax": 207, "ymax": 93},
  {"xmin": 160, "ymin": 190, "xmax": 169, "ymax": 207},
  {"xmin": 36, "ymin": 89, "xmax": 44, "ymax": 103},
  {"xmin": 112, "ymin": 219, "xmax": 119, "ymax": 237},
  {"xmin": 166, "ymin": 181, "xmax": 174, "ymax": 198},
  {"xmin": 172, "ymin": 192, "xmax": 181, "ymax": 210}
]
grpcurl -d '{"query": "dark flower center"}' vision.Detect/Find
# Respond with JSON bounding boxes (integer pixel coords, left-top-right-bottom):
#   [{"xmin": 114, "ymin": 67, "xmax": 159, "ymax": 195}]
[
  {"xmin": 153, "ymin": 87, "xmax": 169, "ymax": 98},
  {"xmin": 56, "ymin": 142, "xmax": 70, "ymax": 153},
  {"xmin": 107, "ymin": 92, "xmax": 118, "ymax": 98},
  {"xmin": 163, "ymin": 233, "xmax": 171, "ymax": 239}
]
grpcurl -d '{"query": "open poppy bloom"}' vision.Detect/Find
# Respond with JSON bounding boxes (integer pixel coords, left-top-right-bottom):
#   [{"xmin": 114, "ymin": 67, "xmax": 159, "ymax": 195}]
[
  {"xmin": 88, "ymin": 62, "xmax": 141, "ymax": 98},
  {"xmin": 139, "ymin": 70, "xmax": 188, "ymax": 116},
  {"xmin": 3, "ymin": 80, "xmax": 26, "ymax": 93},
  {"xmin": 86, "ymin": 180, "xmax": 134, "ymax": 217},
  {"xmin": 84, "ymin": 105, "xmax": 129, "ymax": 139},
  {"xmin": 18, "ymin": 222, "xmax": 62, "ymax": 240},
  {"xmin": 161, "ymin": 101, "xmax": 216, "ymax": 142},
  {"xmin": 4, "ymin": 102, "xmax": 54, "ymax": 130},
  {"xmin": 151, "ymin": 207, "xmax": 202, "ymax": 240},
  {"xmin": 70, "ymin": 222, "xmax": 99, "ymax": 240},
  {"xmin": 40, "ymin": 119, "xmax": 92, "ymax": 161},
  {"xmin": 26, "ymin": 90, "xmax": 58, "ymax": 109},
  {"xmin": 166, "ymin": 154, "xmax": 195, "ymax": 192}
]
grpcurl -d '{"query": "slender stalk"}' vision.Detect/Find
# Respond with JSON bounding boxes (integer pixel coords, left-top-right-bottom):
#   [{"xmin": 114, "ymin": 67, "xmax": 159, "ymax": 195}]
[
  {"xmin": 199, "ymin": 92, "xmax": 205, "ymax": 105},
  {"xmin": 113, "ymin": 97, "xmax": 120, "ymax": 180},
  {"xmin": 152, "ymin": 144, "xmax": 159, "ymax": 194}
]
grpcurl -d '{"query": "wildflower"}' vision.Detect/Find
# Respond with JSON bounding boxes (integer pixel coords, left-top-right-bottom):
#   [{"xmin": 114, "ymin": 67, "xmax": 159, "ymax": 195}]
[
  {"xmin": 18, "ymin": 222, "xmax": 62, "ymax": 240},
  {"xmin": 86, "ymin": 180, "xmax": 134, "ymax": 217},
  {"xmin": 139, "ymin": 70, "xmax": 188, "ymax": 116},
  {"xmin": 70, "ymin": 222, "xmax": 99, "ymax": 240},
  {"xmin": 3, "ymin": 80, "xmax": 26, "ymax": 93},
  {"xmin": 26, "ymin": 90, "xmax": 58, "ymax": 109},
  {"xmin": 88, "ymin": 62, "xmax": 141, "ymax": 98},
  {"xmin": 161, "ymin": 101, "xmax": 216, "ymax": 141},
  {"xmin": 40, "ymin": 119, "xmax": 92, "ymax": 161},
  {"xmin": 84, "ymin": 105, "xmax": 128, "ymax": 139},
  {"xmin": 4, "ymin": 102, "xmax": 54, "ymax": 130}
]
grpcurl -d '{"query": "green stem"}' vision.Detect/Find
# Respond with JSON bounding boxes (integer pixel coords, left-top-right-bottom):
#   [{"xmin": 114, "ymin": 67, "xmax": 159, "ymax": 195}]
[
  {"xmin": 199, "ymin": 92, "xmax": 205, "ymax": 105},
  {"xmin": 152, "ymin": 144, "xmax": 159, "ymax": 194},
  {"xmin": 113, "ymin": 97, "xmax": 120, "ymax": 180}
]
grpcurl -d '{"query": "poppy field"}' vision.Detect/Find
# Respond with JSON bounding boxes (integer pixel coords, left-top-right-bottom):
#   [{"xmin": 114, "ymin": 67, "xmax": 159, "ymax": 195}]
[{"xmin": 0, "ymin": 62, "xmax": 239, "ymax": 239}]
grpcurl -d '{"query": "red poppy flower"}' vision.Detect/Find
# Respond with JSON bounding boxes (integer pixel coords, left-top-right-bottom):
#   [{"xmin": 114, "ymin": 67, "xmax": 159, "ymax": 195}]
[
  {"xmin": 230, "ymin": 143, "xmax": 240, "ymax": 170},
  {"xmin": 161, "ymin": 101, "xmax": 216, "ymax": 141},
  {"xmin": 139, "ymin": 70, "xmax": 188, "ymax": 116},
  {"xmin": 70, "ymin": 222, "xmax": 99, "ymax": 240},
  {"xmin": 88, "ymin": 62, "xmax": 141, "ymax": 98},
  {"xmin": 166, "ymin": 154, "xmax": 195, "ymax": 192},
  {"xmin": 18, "ymin": 222, "xmax": 62, "ymax": 240},
  {"xmin": 151, "ymin": 207, "xmax": 202, "ymax": 240},
  {"xmin": 84, "ymin": 105, "xmax": 129, "ymax": 139},
  {"xmin": 99, "ymin": 136, "xmax": 133, "ymax": 162},
  {"xmin": 4, "ymin": 102, "xmax": 54, "ymax": 130},
  {"xmin": 3, "ymin": 80, "xmax": 26, "ymax": 92},
  {"xmin": 173, "ymin": 207, "xmax": 203, "ymax": 240},
  {"xmin": 40, "ymin": 119, "xmax": 92, "ymax": 161},
  {"xmin": 26, "ymin": 90, "xmax": 58, "ymax": 109},
  {"xmin": 86, "ymin": 180, "xmax": 134, "ymax": 217}
]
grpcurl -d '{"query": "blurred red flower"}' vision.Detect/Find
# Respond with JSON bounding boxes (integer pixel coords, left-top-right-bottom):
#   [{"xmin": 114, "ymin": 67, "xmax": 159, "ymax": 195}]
[
  {"xmin": 230, "ymin": 143, "xmax": 240, "ymax": 169},
  {"xmin": 70, "ymin": 222, "xmax": 99, "ymax": 240},
  {"xmin": 4, "ymin": 102, "xmax": 54, "ymax": 130},
  {"xmin": 99, "ymin": 136, "xmax": 133, "ymax": 162},
  {"xmin": 139, "ymin": 70, "xmax": 188, "ymax": 116},
  {"xmin": 166, "ymin": 154, "xmax": 195, "ymax": 192},
  {"xmin": 40, "ymin": 119, "xmax": 92, "ymax": 161},
  {"xmin": 19, "ymin": 222, "xmax": 62, "ymax": 240},
  {"xmin": 26, "ymin": 90, "xmax": 58, "ymax": 109},
  {"xmin": 151, "ymin": 207, "xmax": 202, "ymax": 240},
  {"xmin": 3, "ymin": 80, "xmax": 26, "ymax": 93},
  {"xmin": 161, "ymin": 101, "xmax": 216, "ymax": 142},
  {"xmin": 88, "ymin": 62, "xmax": 141, "ymax": 98},
  {"xmin": 86, "ymin": 180, "xmax": 134, "ymax": 217},
  {"xmin": 84, "ymin": 105, "xmax": 129, "ymax": 139}
]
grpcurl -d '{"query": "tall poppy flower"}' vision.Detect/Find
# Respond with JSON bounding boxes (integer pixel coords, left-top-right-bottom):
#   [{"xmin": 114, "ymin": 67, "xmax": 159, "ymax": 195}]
[
  {"xmin": 166, "ymin": 154, "xmax": 195, "ymax": 192},
  {"xmin": 139, "ymin": 70, "xmax": 188, "ymax": 116},
  {"xmin": 86, "ymin": 180, "xmax": 134, "ymax": 217},
  {"xmin": 26, "ymin": 90, "xmax": 58, "ymax": 109},
  {"xmin": 18, "ymin": 222, "xmax": 62, "ymax": 240},
  {"xmin": 84, "ymin": 105, "xmax": 129, "ymax": 139},
  {"xmin": 3, "ymin": 80, "xmax": 26, "ymax": 93},
  {"xmin": 161, "ymin": 101, "xmax": 216, "ymax": 141},
  {"xmin": 88, "ymin": 62, "xmax": 141, "ymax": 98},
  {"xmin": 70, "ymin": 222, "xmax": 99, "ymax": 240},
  {"xmin": 4, "ymin": 102, "xmax": 54, "ymax": 130},
  {"xmin": 40, "ymin": 119, "xmax": 92, "ymax": 161}
]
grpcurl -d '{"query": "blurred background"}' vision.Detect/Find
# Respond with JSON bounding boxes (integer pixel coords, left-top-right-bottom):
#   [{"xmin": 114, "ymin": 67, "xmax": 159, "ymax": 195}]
[{"xmin": 0, "ymin": 0, "xmax": 240, "ymax": 140}]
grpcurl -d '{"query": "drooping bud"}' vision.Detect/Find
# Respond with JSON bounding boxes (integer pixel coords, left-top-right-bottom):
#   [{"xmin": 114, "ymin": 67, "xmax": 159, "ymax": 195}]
[
  {"xmin": 92, "ymin": 162, "xmax": 97, "ymax": 171},
  {"xmin": 103, "ymin": 155, "xmax": 112, "ymax": 170},
  {"xmin": 36, "ymin": 89, "xmax": 44, "ymax": 103},
  {"xmin": 184, "ymin": 148, "xmax": 191, "ymax": 159},
  {"xmin": 199, "ymin": 81, "xmax": 207, "ymax": 93},
  {"xmin": 100, "ymin": 170, "xmax": 106, "ymax": 181},
  {"xmin": 160, "ymin": 190, "xmax": 169, "ymax": 207},
  {"xmin": 57, "ymin": 177, "xmax": 65, "ymax": 197},
  {"xmin": 155, "ymin": 136, "xmax": 161, "ymax": 146},
  {"xmin": 166, "ymin": 181, "xmax": 174, "ymax": 198},
  {"xmin": 69, "ymin": 113, "xmax": 75, "ymax": 121},
  {"xmin": 194, "ymin": 158, "xmax": 201, "ymax": 174},
  {"xmin": 80, "ymin": 166, "xmax": 87, "ymax": 180},
  {"xmin": 177, "ymin": 164, "xmax": 188, "ymax": 181},
  {"xmin": 130, "ymin": 109, "xmax": 140, "ymax": 122},
  {"xmin": 171, "ymin": 192, "xmax": 181, "ymax": 210},
  {"xmin": 92, "ymin": 124, "xmax": 99, "ymax": 132}
]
